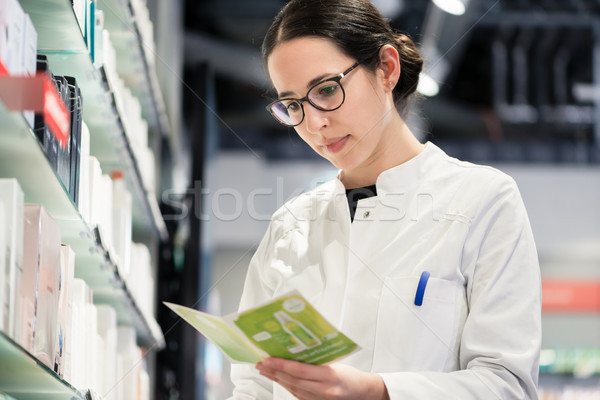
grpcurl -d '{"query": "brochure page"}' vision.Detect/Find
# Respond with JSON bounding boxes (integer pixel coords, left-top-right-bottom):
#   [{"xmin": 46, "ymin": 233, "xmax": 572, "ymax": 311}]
[{"xmin": 164, "ymin": 291, "xmax": 359, "ymax": 365}]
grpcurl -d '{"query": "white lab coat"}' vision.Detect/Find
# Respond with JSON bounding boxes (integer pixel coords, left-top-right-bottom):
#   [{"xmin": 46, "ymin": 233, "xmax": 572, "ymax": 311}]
[{"xmin": 230, "ymin": 142, "xmax": 541, "ymax": 400}]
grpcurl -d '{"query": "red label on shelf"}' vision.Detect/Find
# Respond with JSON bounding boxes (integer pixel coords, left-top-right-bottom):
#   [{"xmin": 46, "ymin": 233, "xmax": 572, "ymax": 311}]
[
  {"xmin": 542, "ymin": 280, "xmax": 600, "ymax": 312},
  {"xmin": 0, "ymin": 73, "xmax": 70, "ymax": 147},
  {"xmin": 42, "ymin": 74, "xmax": 70, "ymax": 148},
  {"xmin": 0, "ymin": 59, "xmax": 8, "ymax": 76}
]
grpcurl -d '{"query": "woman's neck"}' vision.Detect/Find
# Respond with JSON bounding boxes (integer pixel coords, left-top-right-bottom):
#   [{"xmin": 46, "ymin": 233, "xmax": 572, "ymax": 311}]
[{"xmin": 341, "ymin": 116, "xmax": 424, "ymax": 189}]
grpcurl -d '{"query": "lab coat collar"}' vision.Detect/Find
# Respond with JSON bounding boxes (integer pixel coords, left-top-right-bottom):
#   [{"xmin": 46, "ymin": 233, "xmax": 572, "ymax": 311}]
[{"xmin": 334, "ymin": 141, "xmax": 441, "ymax": 196}]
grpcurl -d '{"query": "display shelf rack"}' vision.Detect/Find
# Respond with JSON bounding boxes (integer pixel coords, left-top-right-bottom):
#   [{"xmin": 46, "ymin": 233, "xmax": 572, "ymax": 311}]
[
  {"xmin": 18, "ymin": 0, "xmax": 168, "ymax": 241},
  {"xmin": 0, "ymin": 332, "xmax": 84, "ymax": 400},
  {"xmin": 0, "ymin": 103, "xmax": 165, "ymax": 349},
  {"xmin": 96, "ymin": 0, "xmax": 170, "ymax": 140}
]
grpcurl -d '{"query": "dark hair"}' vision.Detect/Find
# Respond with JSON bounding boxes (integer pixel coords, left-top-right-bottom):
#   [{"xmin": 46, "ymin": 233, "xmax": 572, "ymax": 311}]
[{"xmin": 262, "ymin": 0, "xmax": 423, "ymax": 111}]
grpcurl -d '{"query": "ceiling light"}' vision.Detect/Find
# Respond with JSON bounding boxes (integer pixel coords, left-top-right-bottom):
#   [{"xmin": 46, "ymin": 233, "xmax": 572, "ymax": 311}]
[
  {"xmin": 432, "ymin": 0, "xmax": 469, "ymax": 16},
  {"xmin": 417, "ymin": 72, "xmax": 440, "ymax": 97}
]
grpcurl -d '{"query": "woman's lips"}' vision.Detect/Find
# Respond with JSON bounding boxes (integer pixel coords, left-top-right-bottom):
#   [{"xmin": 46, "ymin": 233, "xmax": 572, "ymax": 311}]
[{"xmin": 323, "ymin": 135, "xmax": 350, "ymax": 154}]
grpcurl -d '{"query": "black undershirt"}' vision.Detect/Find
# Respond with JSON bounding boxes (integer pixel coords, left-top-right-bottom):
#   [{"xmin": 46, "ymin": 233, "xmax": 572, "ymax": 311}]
[{"xmin": 345, "ymin": 184, "xmax": 377, "ymax": 222}]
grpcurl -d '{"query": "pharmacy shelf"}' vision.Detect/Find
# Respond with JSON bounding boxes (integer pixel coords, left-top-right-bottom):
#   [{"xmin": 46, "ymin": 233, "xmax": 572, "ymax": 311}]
[
  {"xmin": 0, "ymin": 103, "xmax": 164, "ymax": 350},
  {"xmin": 96, "ymin": 0, "xmax": 170, "ymax": 140},
  {"xmin": 0, "ymin": 332, "xmax": 84, "ymax": 400},
  {"xmin": 19, "ymin": 0, "xmax": 168, "ymax": 241}
]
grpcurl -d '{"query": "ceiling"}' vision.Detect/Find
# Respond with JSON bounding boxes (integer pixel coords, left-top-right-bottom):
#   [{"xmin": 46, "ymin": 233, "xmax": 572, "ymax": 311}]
[{"xmin": 182, "ymin": 0, "xmax": 600, "ymax": 163}]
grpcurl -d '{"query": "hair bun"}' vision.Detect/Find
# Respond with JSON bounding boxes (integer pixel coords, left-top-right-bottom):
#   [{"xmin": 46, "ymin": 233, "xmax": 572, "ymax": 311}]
[{"xmin": 393, "ymin": 33, "xmax": 423, "ymax": 103}]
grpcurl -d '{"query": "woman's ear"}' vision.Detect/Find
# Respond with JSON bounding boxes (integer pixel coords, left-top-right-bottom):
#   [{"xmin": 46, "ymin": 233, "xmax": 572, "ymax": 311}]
[{"xmin": 378, "ymin": 44, "xmax": 401, "ymax": 93}]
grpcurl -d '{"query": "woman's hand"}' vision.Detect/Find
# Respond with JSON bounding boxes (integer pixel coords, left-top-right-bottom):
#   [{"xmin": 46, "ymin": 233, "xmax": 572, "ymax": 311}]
[{"xmin": 256, "ymin": 357, "xmax": 390, "ymax": 400}]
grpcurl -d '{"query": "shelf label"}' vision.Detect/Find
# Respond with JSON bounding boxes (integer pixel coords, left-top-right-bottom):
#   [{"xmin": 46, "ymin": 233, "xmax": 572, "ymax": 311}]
[
  {"xmin": 42, "ymin": 74, "xmax": 70, "ymax": 147},
  {"xmin": 0, "ymin": 59, "xmax": 8, "ymax": 76},
  {"xmin": 542, "ymin": 280, "xmax": 600, "ymax": 312}
]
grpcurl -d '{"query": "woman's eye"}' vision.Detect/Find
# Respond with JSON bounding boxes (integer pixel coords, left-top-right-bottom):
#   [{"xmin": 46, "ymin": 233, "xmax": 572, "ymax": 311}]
[
  {"xmin": 287, "ymin": 102, "xmax": 301, "ymax": 113},
  {"xmin": 319, "ymin": 84, "xmax": 338, "ymax": 96}
]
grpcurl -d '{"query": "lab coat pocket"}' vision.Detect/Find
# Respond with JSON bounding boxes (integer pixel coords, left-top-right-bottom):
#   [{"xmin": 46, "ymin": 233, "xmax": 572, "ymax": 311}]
[{"xmin": 372, "ymin": 276, "xmax": 459, "ymax": 372}]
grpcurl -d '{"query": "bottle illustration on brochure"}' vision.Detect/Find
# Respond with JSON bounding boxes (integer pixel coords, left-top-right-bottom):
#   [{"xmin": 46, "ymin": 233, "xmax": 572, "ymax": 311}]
[{"xmin": 273, "ymin": 310, "xmax": 321, "ymax": 353}]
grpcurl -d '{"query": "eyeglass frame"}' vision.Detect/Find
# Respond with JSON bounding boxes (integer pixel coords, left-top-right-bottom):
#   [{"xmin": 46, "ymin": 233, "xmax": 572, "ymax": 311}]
[{"xmin": 266, "ymin": 62, "xmax": 361, "ymax": 127}]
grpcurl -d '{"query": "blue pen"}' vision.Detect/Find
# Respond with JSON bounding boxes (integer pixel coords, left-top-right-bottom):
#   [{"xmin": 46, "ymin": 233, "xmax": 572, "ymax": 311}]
[{"xmin": 414, "ymin": 271, "xmax": 430, "ymax": 306}]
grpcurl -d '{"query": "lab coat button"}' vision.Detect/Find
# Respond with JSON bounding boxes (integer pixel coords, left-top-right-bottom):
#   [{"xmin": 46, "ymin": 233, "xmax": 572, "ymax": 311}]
[{"xmin": 363, "ymin": 211, "xmax": 370, "ymax": 218}]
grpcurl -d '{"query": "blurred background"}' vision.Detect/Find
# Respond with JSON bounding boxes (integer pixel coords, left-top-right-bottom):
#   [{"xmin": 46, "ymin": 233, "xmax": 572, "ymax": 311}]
[{"xmin": 146, "ymin": 0, "xmax": 600, "ymax": 399}]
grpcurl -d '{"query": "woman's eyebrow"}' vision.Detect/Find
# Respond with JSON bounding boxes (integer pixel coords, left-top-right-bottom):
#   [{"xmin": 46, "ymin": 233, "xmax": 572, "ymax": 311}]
[{"xmin": 277, "ymin": 72, "xmax": 335, "ymax": 99}]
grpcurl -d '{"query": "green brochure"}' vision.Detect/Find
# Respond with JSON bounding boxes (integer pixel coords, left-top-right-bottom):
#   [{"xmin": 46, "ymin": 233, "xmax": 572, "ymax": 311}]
[{"xmin": 164, "ymin": 291, "xmax": 360, "ymax": 365}]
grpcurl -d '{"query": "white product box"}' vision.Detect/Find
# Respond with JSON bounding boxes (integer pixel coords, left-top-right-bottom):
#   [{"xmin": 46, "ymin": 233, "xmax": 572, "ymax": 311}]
[
  {"xmin": 136, "ymin": 146, "xmax": 155, "ymax": 193},
  {"xmin": 98, "ymin": 174, "xmax": 114, "ymax": 253},
  {"xmin": 22, "ymin": 204, "xmax": 61, "ymax": 369},
  {"xmin": 0, "ymin": 179, "xmax": 24, "ymax": 342},
  {"xmin": 56, "ymin": 244, "xmax": 75, "ymax": 380},
  {"xmin": 139, "ymin": 366, "xmax": 150, "ymax": 400},
  {"xmin": 112, "ymin": 172, "xmax": 132, "ymax": 278},
  {"xmin": 21, "ymin": 14, "xmax": 36, "ymax": 76},
  {"xmin": 117, "ymin": 326, "xmax": 141, "ymax": 400},
  {"xmin": 70, "ymin": 278, "xmax": 92, "ymax": 391},
  {"xmin": 93, "ymin": 10, "xmax": 104, "ymax": 68},
  {"xmin": 129, "ymin": 243, "xmax": 154, "ymax": 317},
  {"xmin": 72, "ymin": 0, "xmax": 86, "ymax": 36},
  {"xmin": 78, "ymin": 122, "xmax": 91, "ymax": 224},
  {"xmin": 87, "ymin": 155, "xmax": 102, "ymax": 227},
  {"xmin": 0, "ymin": 0, "xmax": 24, "ymax": 75},
  {"xmin": 96, "ymin": 305, "xmax": 117, "ymax": 400},
  {"xmin": 21, "ymin": 13, "xmax": 37, "ymax": 127},
  {"xmin": 0, "ymin": 201, "xmax": 5, "ymax": 333}
]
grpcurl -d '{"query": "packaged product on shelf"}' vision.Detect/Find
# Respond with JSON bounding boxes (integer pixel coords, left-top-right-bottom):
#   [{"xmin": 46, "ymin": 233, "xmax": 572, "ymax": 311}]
[
  {"xmin": 101, "ymin": 30, "xmax": 120, "ymax": 105},
  {"xmin": 87, "ymin": 155, "xmax": 102, "ymax": 228},
  {"xmin": 129, "ymin": 242, "xmax": 154, "ymax": 317},
  {"xmin": 138, "ymin": 365, "xmax": 150, "ymax": 400},
  {"xmin": 131, "ymin": 0, "xmax": 155, "ymax": 63},
  {"xmin": 72, "ymin": 0, "xmax": 86, "ymax": 36},
  {"xmin": 65, "ymin": 76, "xmax": 83, "ymax": 207},
  {"xmin": 111, "ymin": 171, "xmax": 132, "ymax": 278},
  {"xmin": 88, "ymin": 158, "xmax": 114, "ymax": 252},
  {"xmin": 136, "ymin": 146, "xmax": 156, "ymax": 193},
  {"xmin": 0, "ymin": 0, "xmax": 24, "ymax": 75},
  {"xmin": 116, "ymin": 326, "xmax": 142, "ymax": 400},
  {"xmin": 0, "ymin": 201, "xmax": 5, "ymax": 333},
  {"xmin": 20, "ymin": 14, "xmax": 36, "ymax": 76},
  {"xmin": 70, "ymin": 278, "xmax": 93, "ymax": 391},
  {"xmin": 92, "ymin": 329, "xmax": 103, "ymax": 395},
  {"xmin": 33, "ymin": 56, "xmax": 58, "ymax": 170},
  {"xmin": 21, "ymin": 13, "xmax": 37, "ymax": 128},
  {"xmin": 99, "ymin": 174, "xmax": 114, "ymax": 252},
  {"xmin": 85, "ymin": 0, "xmax": 97, "ymax": 62},
  {"xmin": 0, "ymin": 179, "xmax": 24, "ymax": 342},
  {"xmin": 96, "ymin": 305, "xmax": 118, "ymax": 400},
  {"xmin": 21, "ymin": 204, "xmax": 61, "ymax": 369},
  {"xmin": 120, "ymin": 86, "xmax": 139, "ymax": 145},
  {"xmin": 56, "ymin": 244, "xmax": 75, "ymax": 380},
  {"xmin": 93, "ymin": 9, "xmax": 104, "ymax": 68},
  {"xmin": 33, "ymin": 56, "xmax": 73, "ymax": 190},
  {"xmin": 53, "ymin": 75, "xmax": 71, "ymax": 191},
  {"xmin": 78, "ymin": 122, "xmax": 91, "ymax": 224}
]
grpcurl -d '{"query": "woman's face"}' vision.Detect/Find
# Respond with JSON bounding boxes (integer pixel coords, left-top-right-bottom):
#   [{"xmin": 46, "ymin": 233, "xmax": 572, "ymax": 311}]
[{"xmin": 267, "ymin": 37, "xmax": 393, "ymax": 172}]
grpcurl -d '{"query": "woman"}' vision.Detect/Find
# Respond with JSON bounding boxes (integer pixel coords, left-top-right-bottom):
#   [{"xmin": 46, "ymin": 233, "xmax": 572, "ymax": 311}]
[{"xmin": 230, "ymin": 0, "xmax": 541, "ymax": 399}]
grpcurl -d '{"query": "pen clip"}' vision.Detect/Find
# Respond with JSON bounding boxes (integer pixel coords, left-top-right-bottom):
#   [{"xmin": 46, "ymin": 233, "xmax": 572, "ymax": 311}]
[{"xmin": 414, "ymin": 271, "xmax": 430, "ymax": 306}]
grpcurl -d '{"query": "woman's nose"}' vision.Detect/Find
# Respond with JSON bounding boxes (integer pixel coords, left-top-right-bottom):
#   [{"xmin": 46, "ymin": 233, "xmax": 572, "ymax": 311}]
[{"xmin": 303, "ymin": 103, "xmax": 329, "ymax": 133}]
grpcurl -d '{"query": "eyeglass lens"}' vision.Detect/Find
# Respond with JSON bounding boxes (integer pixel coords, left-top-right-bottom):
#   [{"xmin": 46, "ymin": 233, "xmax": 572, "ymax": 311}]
[{"xmin": 270, "ymin": 79, "xmax": 345, "ymax": 126}]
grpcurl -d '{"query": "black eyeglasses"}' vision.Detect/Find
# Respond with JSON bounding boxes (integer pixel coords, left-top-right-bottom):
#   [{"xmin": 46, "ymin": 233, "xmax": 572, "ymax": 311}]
[{"xmin": 266, "ymin": 62, "xmax": 360, "ymax": 127}]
